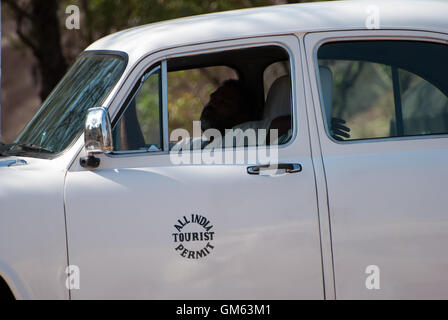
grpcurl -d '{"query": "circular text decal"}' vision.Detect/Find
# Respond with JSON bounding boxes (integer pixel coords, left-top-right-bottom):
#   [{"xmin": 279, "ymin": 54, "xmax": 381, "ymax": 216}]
[{"xmin": 173, "ymin": 214, "xmax": 215, "ymax": 259}]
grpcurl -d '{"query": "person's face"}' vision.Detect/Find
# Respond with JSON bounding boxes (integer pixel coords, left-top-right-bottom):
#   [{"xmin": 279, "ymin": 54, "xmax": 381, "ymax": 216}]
[
  {"xmin": 200, "ymin": 85, "xmax": 242, "ymax": 132},
  {"xmin": 208, "ymin": 85, "xmax": 241, "ymax": 118}
]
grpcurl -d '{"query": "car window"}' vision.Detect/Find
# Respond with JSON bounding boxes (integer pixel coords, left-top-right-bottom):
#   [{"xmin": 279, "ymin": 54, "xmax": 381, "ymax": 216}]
[
  {"xmin": 113, "ymin": 67, "xmax": 162, "ymax": 151},
  {"xmin": 317, "ymin": 40, "xmax": 448, "ymax": 141},
  {"xmin": 168, "ymin": 46, "xmax": 293, "ymax": 150},
  {"xmin": 113, "ymin": 45, "xmax": 294, "ymax": 153}
]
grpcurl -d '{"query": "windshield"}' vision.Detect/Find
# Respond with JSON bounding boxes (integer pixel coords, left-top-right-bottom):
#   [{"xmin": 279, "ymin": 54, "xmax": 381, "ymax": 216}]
[{"xmin": 10, "ymin": 53, "xmax": 126, "ymax": 157}]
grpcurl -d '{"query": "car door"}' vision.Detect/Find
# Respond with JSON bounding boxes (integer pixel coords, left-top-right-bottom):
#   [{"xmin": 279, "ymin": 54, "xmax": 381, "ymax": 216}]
[
  {"xmin": 306, "ymin": 30, "xmax": 448, "ymax": 299},
  {"xmin": 65, "ymin": 36, "xmax": 324, "ymax": 299}
]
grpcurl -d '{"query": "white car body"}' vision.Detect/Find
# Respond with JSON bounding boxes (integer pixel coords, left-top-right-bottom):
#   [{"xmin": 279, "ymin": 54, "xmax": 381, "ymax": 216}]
[{"xmin": 1, "ymin": 0, "xmax": 447, "ymax": 299}]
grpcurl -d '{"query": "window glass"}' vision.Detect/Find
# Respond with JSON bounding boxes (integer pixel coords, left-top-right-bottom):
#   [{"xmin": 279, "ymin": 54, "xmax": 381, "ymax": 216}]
[
  {"xmin": 112, "ymin": 46, "xmax": 293, "ymax": 153},
  {"xmin": 318, "ymin": 60, "xmax": 395, "ymax": 140},
  {"xmin": 113, "ymin": 68, "xmax": 162, "ymax": 151},
  {"xmin": 168, "ymin": 66, "xmax": 238, "ymax": 143},
  {"xmin": 317, "ymin": 41, "xmax": 448, "ymax": 141},
  {"xmin": 399, "ymin": 69, "xmax": 448, "ymax": 136},
  {"xmin": 168, "ymin": 46, "xmax": 292, "ymax": 150}
]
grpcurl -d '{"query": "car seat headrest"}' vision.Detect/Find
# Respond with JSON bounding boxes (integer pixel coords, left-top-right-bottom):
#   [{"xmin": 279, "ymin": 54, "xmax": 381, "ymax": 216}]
[{"xmin": 263, "ymin": 75, "xmax": 292, "ymax": 123}]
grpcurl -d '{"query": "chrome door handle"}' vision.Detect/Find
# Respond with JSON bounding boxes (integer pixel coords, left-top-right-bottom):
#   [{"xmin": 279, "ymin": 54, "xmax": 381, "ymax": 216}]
[{"xmin": 247, "ymin": 163, "xmax": 302, "ymax": 175}]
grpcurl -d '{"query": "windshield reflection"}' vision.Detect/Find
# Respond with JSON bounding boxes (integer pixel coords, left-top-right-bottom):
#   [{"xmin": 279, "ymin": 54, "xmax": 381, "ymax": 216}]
[{"xmin": 11, "ymin": 53, "xmax": 126, "ymax": 157}]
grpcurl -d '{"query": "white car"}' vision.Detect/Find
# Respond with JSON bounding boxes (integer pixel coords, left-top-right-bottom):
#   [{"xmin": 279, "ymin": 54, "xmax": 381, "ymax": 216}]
[{"xmin": 1, "ymin": 0, "xmax": 447, "ymax": 299}]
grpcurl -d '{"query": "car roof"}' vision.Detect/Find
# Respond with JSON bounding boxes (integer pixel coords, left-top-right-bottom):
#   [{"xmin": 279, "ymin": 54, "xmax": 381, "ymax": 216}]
[{"xmin": 86, "ymin": 0, "xmax": 447, "ymax": 63}]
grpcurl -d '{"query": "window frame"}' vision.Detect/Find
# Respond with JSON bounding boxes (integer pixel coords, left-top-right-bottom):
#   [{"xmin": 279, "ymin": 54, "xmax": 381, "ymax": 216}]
[
  {"xmin": 106, "ymin": 38, "xmax": 299, "ymax": 157},
  {"xmin": 112, "ymin": 64, "xmax": 165, "ymax": 154},
  {"xmin": 307, "ymin": 30, "xmax": 448, "ymax": 145}
]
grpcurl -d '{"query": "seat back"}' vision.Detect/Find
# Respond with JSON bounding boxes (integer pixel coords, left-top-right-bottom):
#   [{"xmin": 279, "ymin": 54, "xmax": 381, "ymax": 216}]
[{"xmin": 262, "ymin": 75, "xmax": 292, "ymax": 128}]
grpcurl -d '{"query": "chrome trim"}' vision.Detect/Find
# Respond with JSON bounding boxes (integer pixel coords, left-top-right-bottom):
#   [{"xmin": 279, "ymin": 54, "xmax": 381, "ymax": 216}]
[
  {"xmin": 247, "ymin": 163, "xmax": 302, "ymax": 175},
  {"xmin": 84, "ymin": 107, "xmax": 113, "ymax": 154},
  {"xmin": 161, "ymin": 60, "xmax": 169, "ymax": 152}
]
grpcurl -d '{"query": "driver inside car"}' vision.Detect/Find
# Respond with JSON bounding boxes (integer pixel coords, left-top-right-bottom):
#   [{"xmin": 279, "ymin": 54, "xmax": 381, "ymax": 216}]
[{"xmin": 200, "ymin": 76, "xmax": 350, "ymax": 147}]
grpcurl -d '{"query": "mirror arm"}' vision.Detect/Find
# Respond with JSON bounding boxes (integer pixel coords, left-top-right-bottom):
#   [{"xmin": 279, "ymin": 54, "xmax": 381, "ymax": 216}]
[{"xmin": 80, "ymin": 154, "xmax": 100, "ymax": 168}]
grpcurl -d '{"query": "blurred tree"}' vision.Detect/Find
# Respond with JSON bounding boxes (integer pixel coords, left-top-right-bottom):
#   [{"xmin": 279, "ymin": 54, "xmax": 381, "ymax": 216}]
[
  {"xmin": 4, "ymin": 0, "xmax": 332, "ymax": 102},
  {"xmin": 4, "ymin": 0, "xmax": 67, "ymax": 100},
  {"xmin": 74, "ymin": 0, "xmax": 272, "ymax": 56},
  {"xmin": 4, "ymin": 0, "xmax": 275, "ymax": 101}
]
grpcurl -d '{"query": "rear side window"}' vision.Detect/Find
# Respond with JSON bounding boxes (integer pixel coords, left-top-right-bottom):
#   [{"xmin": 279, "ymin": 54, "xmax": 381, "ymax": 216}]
[{"xmin": 317, "ymin": 41, "xmax": 448, "ymax": 141}]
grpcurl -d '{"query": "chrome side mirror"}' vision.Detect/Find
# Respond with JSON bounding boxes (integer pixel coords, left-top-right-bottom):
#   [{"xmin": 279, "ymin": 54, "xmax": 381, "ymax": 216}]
[{"xmin": 80, "ymin": 107, "xmax": 113, "ymax": 168}]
